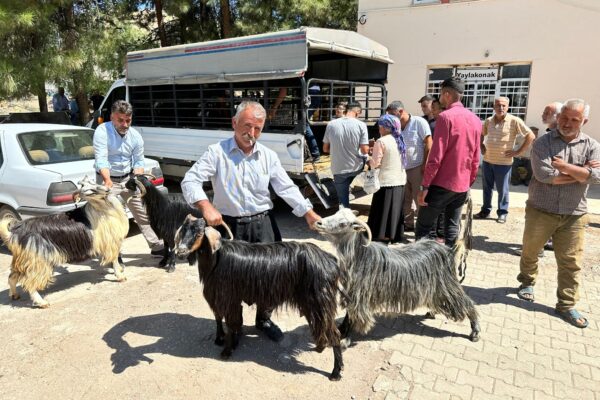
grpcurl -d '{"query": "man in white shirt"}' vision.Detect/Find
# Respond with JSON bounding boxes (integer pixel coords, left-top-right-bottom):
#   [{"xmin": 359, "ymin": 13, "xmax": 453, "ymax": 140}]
[{"xmin": 182, "ymin": 101, "xmax": 320, "ymax": 342}]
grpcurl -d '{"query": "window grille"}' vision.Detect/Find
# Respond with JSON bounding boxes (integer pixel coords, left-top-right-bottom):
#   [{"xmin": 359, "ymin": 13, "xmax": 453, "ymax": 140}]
[{"xmin": 426, "ymin": 64, "xmax": 531, "ymax": 121}]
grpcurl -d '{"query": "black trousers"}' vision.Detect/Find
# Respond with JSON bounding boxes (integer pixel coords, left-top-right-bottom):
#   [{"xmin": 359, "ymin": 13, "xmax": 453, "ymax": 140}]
[
  {"xmin": 220, "ymin": 211, "xmax": 282, "ymax": 323},
  {"xmin": 415, "ymin": 185, "xmax": 468, "ymax": 247}
]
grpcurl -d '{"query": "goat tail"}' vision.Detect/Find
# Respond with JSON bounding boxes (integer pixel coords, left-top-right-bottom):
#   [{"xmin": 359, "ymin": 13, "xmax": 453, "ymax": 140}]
[{"xmin": 0, "ymin": 215, "xmax": 17, "ymax": 245}]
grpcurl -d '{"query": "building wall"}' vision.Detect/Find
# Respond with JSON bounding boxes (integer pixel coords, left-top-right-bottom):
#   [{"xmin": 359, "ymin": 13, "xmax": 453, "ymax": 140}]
[{"xmin": 357, "ymin": 0, "xmax": 600, "ymax": 140}]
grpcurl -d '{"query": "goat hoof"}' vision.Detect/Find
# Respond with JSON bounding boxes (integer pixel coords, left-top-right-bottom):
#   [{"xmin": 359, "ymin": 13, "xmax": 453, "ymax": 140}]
[
  {"xmin": 469, "ymin": 332, "xmax": 480, "ymax": 342},
  {"xmin": 158, "ymin": 259, "xmax": 167, "ymax": 268},
  {"xmin": 116, "ymin": 276, "xmax": 127, "ymax": 282},
  {"xmin": 10, "ymin": 294, "xmax": 21, "ymax": 301},
  {"xmin": 220, "ymin": 348, "xmax": 232, "ymax": 359},
  {"xmin": 37, "ymin": 302, "xmax": 50, "ymax": 309},
  {"xmin": 340, "ymin": 338, "xmax": 351, "ymax": 350},
  {"xmin": 329, "ymin": 371, "xmax": 342, "ymax": 381}
]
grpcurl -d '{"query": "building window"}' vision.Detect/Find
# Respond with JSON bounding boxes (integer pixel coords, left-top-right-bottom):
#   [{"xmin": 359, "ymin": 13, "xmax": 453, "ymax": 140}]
[{"xmin": 426, "ymin": 63, "xmax": 531, "ymax": 120}]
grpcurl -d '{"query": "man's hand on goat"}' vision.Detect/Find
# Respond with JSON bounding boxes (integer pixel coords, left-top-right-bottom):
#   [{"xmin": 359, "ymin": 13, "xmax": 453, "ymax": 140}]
[
  {"xmin": 196, "ymin": 200, "xmax": 223, "ymax": 226},
  {"xmin": 304, "ymin": 209, "xmax": 321, "ymax": 230}
]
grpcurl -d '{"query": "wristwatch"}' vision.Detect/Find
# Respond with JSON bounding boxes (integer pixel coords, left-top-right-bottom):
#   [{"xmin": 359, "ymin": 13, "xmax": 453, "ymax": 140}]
[{"xmin": 419, "ymin": 185, "xmax": 428, "ymax": 191}]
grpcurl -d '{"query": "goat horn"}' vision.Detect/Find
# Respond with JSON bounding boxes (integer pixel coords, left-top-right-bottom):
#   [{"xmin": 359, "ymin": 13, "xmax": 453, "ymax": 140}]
[
  {"xmin": 356, "ymin": 219, "xmax": 372, "ymax": 246},
  {"xmin": 134, "ymin": 179, "xmax": 147, "ymax": 198},
  {"xmin": 219, "ymin": 222, "xmax": 234, "ymax": 240},
  {"xmin": 140, "ymin": 173, "xmax": 157, "ymax": 180}
]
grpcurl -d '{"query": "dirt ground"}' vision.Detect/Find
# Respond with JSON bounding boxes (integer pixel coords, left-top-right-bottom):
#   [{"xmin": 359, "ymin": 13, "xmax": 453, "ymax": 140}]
[{"xmin": 1, "ymin": 181, "xmax": 599, "ymax": 400}]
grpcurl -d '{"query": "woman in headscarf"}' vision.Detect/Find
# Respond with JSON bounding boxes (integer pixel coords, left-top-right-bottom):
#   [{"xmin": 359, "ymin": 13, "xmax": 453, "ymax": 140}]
[{"xmin": 367, "ymin": 114, "xmax": 407, "ymax": 244}]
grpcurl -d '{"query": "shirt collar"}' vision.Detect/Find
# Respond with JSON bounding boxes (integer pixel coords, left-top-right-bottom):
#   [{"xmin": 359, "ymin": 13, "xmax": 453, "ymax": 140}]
[
  {"xmin": 108, "ymin": 122, "xmax": 128, "ymax": 138},
  {"xmin": 447, "ymin": 101, "xmax": 464, "ymax": 110},
  {"xmin": 225, "ymin": 136, "xmax": 262, "ymax": 157},
  {"xmin": 549, "ymin": 128, "xmax": 585, "ymax": 144}
]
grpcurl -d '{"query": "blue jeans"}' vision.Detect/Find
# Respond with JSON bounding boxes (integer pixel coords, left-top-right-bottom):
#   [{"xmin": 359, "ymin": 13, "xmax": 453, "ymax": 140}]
[
  {"xmin": 481, "ymin": 161, "xmax": 512, "ymax": 217},
  {"xmin": 334, "ymin": 170, "xmax": 362, "ymax": 208},
  {"xmin": 305, "ymin": 124, "xmax": 320, "ymax": 158}
]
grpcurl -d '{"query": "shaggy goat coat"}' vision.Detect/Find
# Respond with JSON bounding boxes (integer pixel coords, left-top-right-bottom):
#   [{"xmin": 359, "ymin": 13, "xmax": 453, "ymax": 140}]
[
  {"xmin": 174, "ymin": 216, "xmax": 344, "ymax": 380},
  {"xmin": 126, "ymin": 175, "xmax": 201, "ymax": 271},
  {"xmin": 0, "ymin": 183, "xmax": 128, "ymax": 307},
  {"xmin": 315, "ymin": 208, "xmax": 480, "ymax": 342}
]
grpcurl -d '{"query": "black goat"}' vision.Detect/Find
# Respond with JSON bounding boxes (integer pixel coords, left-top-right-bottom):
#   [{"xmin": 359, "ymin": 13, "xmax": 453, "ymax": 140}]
[
  {"xmin": 0, "ymin": 176, "xmax": 129, "ymax": 308},
  {"xmin": 314, "ymin": 207, "xmax": 481, "ymax": 342},
  {"xmin": 174, "ymin": 214, "xmax": 344, "ymax": 381},
  {"xmin": 126, "ymin": 175, "xmax": 201, "ymax": 272}
]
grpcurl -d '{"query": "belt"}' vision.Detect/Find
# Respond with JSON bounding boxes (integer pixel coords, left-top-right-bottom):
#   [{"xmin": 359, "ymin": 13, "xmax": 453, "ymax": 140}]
[
  {"xmin": 223, "ymin": 210, "xmax": 270, "ymax": 225},
  {"xmin": 96, "ymin": 171, "xmax": 130, "ymax": 182}
]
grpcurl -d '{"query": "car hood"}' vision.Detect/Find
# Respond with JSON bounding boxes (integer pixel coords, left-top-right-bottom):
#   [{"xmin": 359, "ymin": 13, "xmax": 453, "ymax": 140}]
[{"xmin": 32, "ymin": 160, "xmax": 96, "ymax": 182}]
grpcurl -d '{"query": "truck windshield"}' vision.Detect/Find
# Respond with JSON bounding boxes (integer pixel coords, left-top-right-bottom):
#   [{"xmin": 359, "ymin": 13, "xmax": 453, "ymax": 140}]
[{"xmin": 18, "ymin": 129, "xmax": 95, "ymax": 165}]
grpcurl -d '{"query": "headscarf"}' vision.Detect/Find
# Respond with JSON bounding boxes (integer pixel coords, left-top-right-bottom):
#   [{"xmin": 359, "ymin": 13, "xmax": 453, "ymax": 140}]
[{"xmin": 377, "ymin": 114, "xmax": 406, "ymax": 167}]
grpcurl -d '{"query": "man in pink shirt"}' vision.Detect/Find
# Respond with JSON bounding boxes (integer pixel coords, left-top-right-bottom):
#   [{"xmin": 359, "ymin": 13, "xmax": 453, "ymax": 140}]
[{"xmin": 415, "ymin": 77, "xmax": 482, "ymax": 246}]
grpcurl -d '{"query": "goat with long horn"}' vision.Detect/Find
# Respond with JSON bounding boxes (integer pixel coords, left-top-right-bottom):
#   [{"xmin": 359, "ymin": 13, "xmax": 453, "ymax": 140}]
[
  {"xmin": 0, "ymin": 176, "xmax": 129, "ymax": 308},
  {"xmin": 314, "ymin": 206, "xmax": 480, "ymax": 342}
]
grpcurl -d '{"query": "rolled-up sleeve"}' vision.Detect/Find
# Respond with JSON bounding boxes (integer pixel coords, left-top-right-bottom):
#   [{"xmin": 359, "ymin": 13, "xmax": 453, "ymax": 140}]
[
  {"xmin": 585, "ymin": 140, "xmax": 600, "ymax": 185},
  {"xmin": 93, "ymin": 124, "xmax": 111, "ymax": 171},
  {"xmin": 182, "ymin": 147, "xmax": 217, "ymax": 206},
  {"xmin": 268, "ymin": 156, "xmax": 312, "ymax": 217}
]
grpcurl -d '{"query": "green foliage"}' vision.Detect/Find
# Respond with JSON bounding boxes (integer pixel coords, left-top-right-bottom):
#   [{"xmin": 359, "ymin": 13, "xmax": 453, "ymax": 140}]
[{"xmin": 0, "ymin": 0, "xmax": 358, "ymax": 107}]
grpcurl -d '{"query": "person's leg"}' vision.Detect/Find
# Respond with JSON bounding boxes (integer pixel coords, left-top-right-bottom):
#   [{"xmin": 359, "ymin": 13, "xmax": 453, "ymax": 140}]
[
  {"xmin": 553, "ymin": 214, "xmax": 587, "ymax": 313},
  {"xmin": 479, "ymin": 161, "xmax": 494, "ymax": 216},
  {"xmin": 442, "ymin": 191, "xmax": 468, "ymax": 246},
  {"xmin": 114, "ymin": 182, "xmax": 163, "ymax": 250},
  {"xmin": 333, "ymin": 174, "xmax": 351, "ymax": 208},
  {"xmin": 495, "ymin": 164, "xmax": 512, "ymax": 217},
  {"xmin": 304, "ymin": 125, "xmax": 320, "ymax": 159},
  {"xmin": 517, "ymin": 206, "xmax": 556, "ymax": 291},
  {"xmin": 415, "ymin": 186, "xmax": 451, "ymax": 241},
  {"xmin": 250, "ymin": 216, "xmax": 284, "ymax": 341},
  {"xmin": 403, "ymin": 167, "xmax": 421, "ymax": 229}
]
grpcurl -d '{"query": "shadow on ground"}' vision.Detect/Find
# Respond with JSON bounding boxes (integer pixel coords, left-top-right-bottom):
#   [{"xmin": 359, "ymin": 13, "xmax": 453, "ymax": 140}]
[
  {"xmin": 103, "ymin": 312, "xmax": 335, "ymax": 378},
  {"xmin": 463, "ymin": 285, "xmax": 557, "ymax": 316}
]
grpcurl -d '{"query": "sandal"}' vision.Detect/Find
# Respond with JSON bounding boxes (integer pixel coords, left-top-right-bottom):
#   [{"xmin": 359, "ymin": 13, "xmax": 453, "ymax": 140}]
[
  {"xmin": 517, "ymin": 285, "xmax": 535, "ymax": 302},
  {"xmin": 555, "ymin": 309, "xmax": 589, "ymax": 329}
]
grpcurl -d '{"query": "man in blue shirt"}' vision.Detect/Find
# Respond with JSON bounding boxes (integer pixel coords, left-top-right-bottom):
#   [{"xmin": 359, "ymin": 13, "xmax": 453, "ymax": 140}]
[
  {"xmin": 182, "ymin": 100, "xmax": 320, "ymax": 342},
  {"xmin": 52, "ymin": 87, "xmax": 70, "ymax": 113},
  {"xmin": 93, "ymin": 100, "xmax": 163, "ymax": 255}
]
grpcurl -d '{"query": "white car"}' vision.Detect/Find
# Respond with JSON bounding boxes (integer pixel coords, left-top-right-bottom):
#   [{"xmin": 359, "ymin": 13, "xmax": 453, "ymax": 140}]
[{"xmin": 0, "ymin": 123, "xmax": 167, "ymax": 220}]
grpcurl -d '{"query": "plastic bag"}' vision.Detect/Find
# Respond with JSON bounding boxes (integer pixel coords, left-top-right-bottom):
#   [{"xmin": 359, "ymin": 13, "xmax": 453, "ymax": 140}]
[{"xmin": 363, "ymin": 168, "xmax": 380, "ymax": 194}]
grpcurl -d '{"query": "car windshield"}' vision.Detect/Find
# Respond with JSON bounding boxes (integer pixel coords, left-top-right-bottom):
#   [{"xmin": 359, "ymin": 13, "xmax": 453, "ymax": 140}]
[{"xmin": 18, "ymin": 129, "xmax": 95, "ymax": 165}]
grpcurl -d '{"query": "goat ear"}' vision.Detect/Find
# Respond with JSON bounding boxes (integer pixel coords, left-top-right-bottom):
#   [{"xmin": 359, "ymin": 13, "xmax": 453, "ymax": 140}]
[
  {"xmin": 352, "ymin": 210, "xmax": 359, "ymax": 216},
  {"xmin": 204, "ymin": 226, "xmax": 222, "ymax": 253}
]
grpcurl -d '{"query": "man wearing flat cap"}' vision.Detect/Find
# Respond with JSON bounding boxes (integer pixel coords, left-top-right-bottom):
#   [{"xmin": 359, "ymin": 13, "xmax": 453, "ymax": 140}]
[
  {"xmin": 415, "ymin": 77, "xmax": 482, "ymax": 246},
  {"xmin": 418, "ymin": 94, "xmax": 436, "ymax": 133}
]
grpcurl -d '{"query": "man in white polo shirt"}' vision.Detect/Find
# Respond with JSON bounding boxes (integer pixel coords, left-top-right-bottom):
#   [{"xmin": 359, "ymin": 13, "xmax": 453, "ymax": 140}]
[
  {"xmin": 386, "ymin": 101, "xmax": 432, "ymax": 231},
  {"xmin": 475, "ymin": 96, "xmax": 535, "ymax": 223}
]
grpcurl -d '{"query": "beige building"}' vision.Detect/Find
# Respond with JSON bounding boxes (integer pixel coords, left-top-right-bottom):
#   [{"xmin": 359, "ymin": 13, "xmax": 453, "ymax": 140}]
[{"xmin": 357, "ymin": 0, "xmax": 600, "ymax": 140}]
